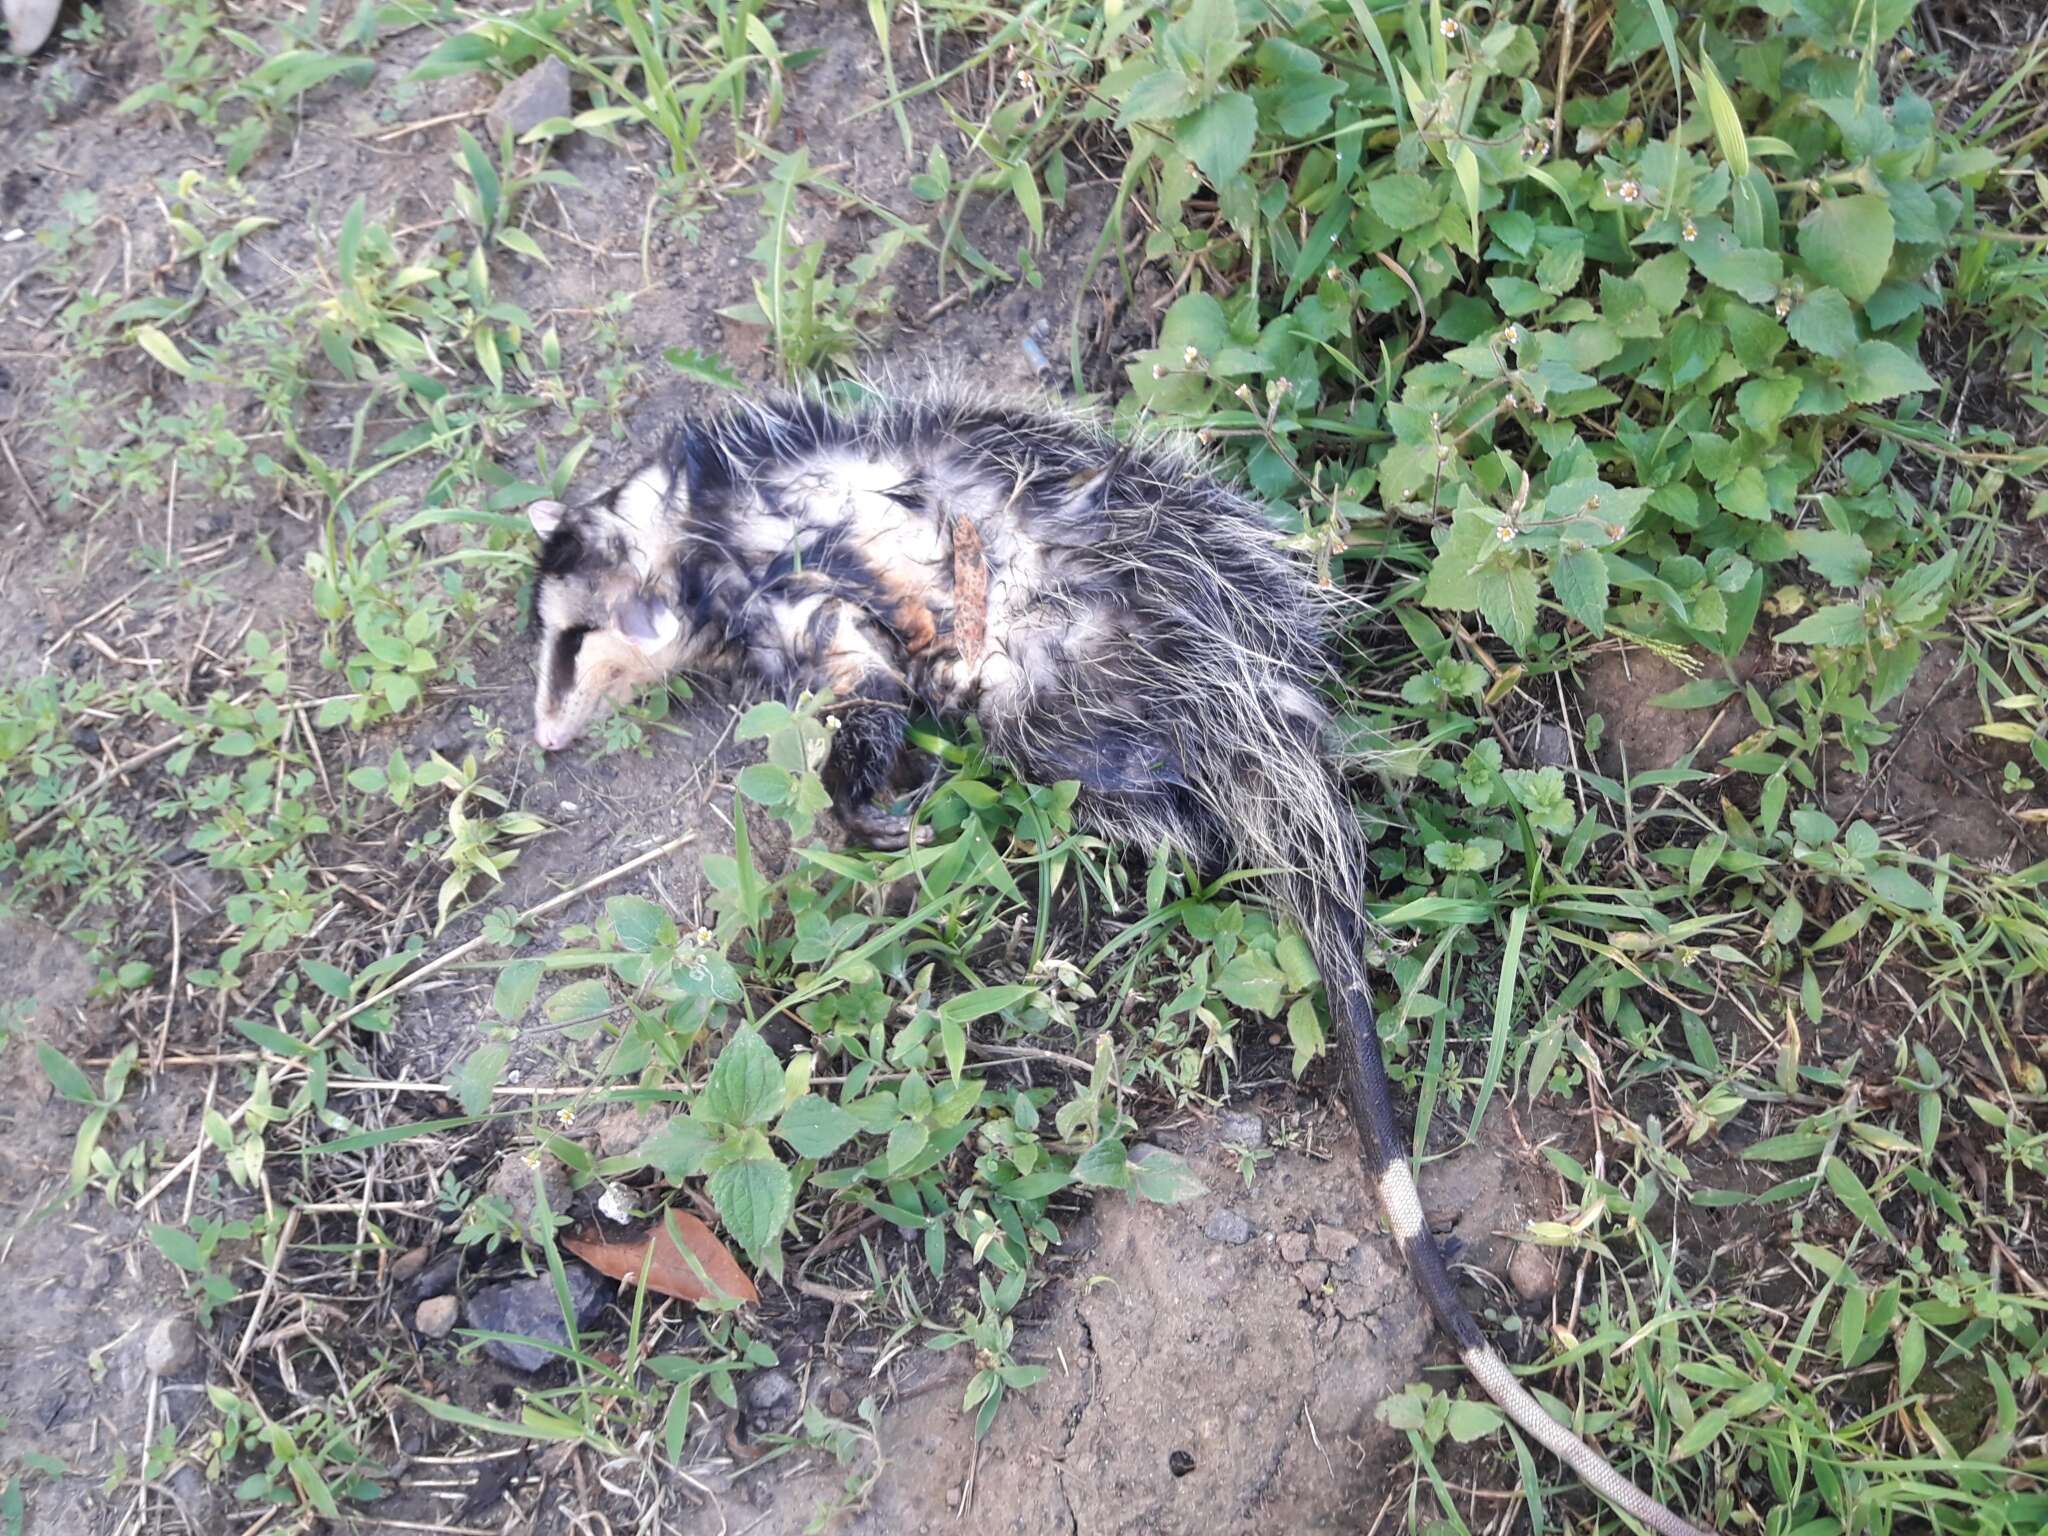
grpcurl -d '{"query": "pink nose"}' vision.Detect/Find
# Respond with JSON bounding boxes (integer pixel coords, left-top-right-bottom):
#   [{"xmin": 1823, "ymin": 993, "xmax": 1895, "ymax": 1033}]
[{"xmin": 535, "ymin": 726, "xmax": 566, "ymax": 752}]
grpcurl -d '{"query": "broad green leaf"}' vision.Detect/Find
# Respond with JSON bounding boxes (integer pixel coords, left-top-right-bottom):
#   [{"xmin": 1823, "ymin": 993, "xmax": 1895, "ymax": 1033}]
[
  {"xmin": 777, "ymin": 1093, "xmax": 861, "ymax": 1160},
  {"xmin": 1286, "ymin": 996, "xmax": 1324, "ymax": 1077},
  {"xmin": 1131, "ymin": 1149, "xmax": 1205, "ymax": 1204},
  {"xmin": 1446, "ymin": 1398, "xmax": 1506, "ymax": 1443},
  {"xmin": 1869, "ymin": 865, "xmax": 1935, "ymax": 913},
  {"xmin": 1778, "ymin": 601, "xmax": 1869, "ymax": 647},
  {"xmin": 1786, "ymin": 529, "xmax": 1871, "ymax": 587},
  {"xmin": 708, "ymin": 1156, "xmax": 792, "ymax": 1267},
  {"xmin": 1556, "ymin": 548, "xmax": 1605, "ymax": 638},
  {"xmin": 1687, "ymin": 227, "xmax": 1783, "ymax": 304},
  {"xmin": 1176, "ymin": 91, "xmax": 1258, "ymax": 182},
  {"xmin": 1368, "ymin": 173, "xmax": 1441, "ymax": 231},
  {"xmin": 1842, "ymin": 340, "xmax": 1935, "ymax": 404},
  {"xmin": 543, "ymin": 979, "xmax": 613, "ymax": 1026},
  {"xmin": 703, "ymin": 1030, "xmax": 785, "ymax": 1128},
  {"xmin": 1787, "ymin": 287, "xmax": 1858, "ymax": 359},
  {"xmin": 1797, "ymin": 195, "xmax": 1895, "ymax": 303},
  {"xmin": 1217, "ymin": 950, "xmax": 1286, "ymax": 1016},
  {"xmin": 134, "ymin": 325, "xmax": 193, "ymax": 377},
  {"xmin": 149, "ymin": 1224, "xmax": 206, "ymax": 1273},
  {"xmin": 448, "ymin": 1043, "xmax": 509, "ymax": 1118},
  {"xmin": 1477, "ymin": 561, "xmax": 1541, "ymax": 653},
  {"xmin": 37, "ymin": 1044, "xmax": 96, "ymax": 1105},
  {"xmin": 492, "ymin": 959, "xmax": 543, "ymax": 1021},
  {"xmin": 1421, "ymin": 509, "xmax": 1499, "ymax": 609}
]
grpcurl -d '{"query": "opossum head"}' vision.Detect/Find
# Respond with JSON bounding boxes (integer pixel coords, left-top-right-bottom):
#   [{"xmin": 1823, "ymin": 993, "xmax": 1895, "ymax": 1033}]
[{"xmin": 527, "ymin": 458, "xmax": 688, "ymax": 751}]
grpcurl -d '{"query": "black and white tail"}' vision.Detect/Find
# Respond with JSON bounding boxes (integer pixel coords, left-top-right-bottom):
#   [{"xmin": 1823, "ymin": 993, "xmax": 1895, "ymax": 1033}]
[{"xmin": 1311, "ymin": 907, "xmax": 1719, "ymax": 1536}]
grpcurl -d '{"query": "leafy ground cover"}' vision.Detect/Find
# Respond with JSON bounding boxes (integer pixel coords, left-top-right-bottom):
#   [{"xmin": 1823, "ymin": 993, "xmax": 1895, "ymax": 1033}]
[{"xmin": 0, "ymin": 1, "xmax": 2044, "ymax": 1533}]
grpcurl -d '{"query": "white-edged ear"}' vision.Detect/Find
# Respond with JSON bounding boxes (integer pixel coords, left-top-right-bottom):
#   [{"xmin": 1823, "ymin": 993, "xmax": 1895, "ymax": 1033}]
[
  {"xmin": 527, "ymin": 499, "xmax": 567, "ymax": 538},
  {"xmin": 612, "ymin": 592, "xmax": 682, "ymax": 653}
]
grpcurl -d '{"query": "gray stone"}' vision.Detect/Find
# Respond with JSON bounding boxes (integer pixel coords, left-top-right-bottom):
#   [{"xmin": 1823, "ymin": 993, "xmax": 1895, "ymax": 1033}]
[
  {"xmin": 144, "ymin": 1316, "xmax": 198, "ymax": 1377},
  {"xmin": 1277, "ymin": 1231, "xmax": 1310, "ymax": 1265},
  {"xmin": 3, "ymin": 0, "xmax": 61, "ymax": 56},
  {"xmin": 485, "ymin": 57, "xmax": 571, "ymax": 144},
  {"xmin": 1204, "ymin": 1208, "xmax": 1253, "ymax": 1246},
  {"xmin": 742, "ymin": 1367, "xmax": 798, "ymax": 1430},
  {"xmin": 1216, "ymin": 1111, "xmax": 1265, "ymax": 1147},
  {"xmin": 466, "ymin": 1261, "xmax": 607, "ymax": 1373},
  {"xmin": 1531, "ymin": 721, "xmax": 1574, "ymax": 768}
]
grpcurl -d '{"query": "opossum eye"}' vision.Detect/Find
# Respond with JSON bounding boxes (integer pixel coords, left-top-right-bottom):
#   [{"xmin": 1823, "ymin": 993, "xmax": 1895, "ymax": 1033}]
[
  {"xmin": 528, "ymin": 499, "xmax": 567, "ymax": 538},
  {"xmin": 548, "ymin": 626, "xmax": 591, "ymax": 702},
  {"xmin": 612, "ymin": 593, "xmax": 680, "ymax": 651}
]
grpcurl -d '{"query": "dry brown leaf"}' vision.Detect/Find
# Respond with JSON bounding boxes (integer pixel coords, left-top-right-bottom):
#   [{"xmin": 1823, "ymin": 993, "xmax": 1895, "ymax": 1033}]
[{"xmin": 565, "ymin": 1210, "xmax": 757, "ymax": 1307}]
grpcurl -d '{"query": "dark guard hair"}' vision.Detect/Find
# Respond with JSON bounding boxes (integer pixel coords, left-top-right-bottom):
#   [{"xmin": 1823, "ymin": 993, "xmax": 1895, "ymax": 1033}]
[{"xmin": 523, "ymin": 387, "xmax": 1719, "ymax": 1536}]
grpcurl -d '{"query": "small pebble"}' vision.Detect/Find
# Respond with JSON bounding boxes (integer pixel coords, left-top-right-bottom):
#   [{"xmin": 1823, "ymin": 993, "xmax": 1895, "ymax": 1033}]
[
  {"xmin": 144, "ymin": 1316, "xmax": 198, "ymax": 1377},
  {"xmin": 1509, "ymin": 1243, "xmax": 1561, "ymax": 1302},
  {"xmin": 1277, "ymin": 1231, "xmax": 1310, "ymax": 1265},
  {"xmin": 742, "ymin": 1368, "xmax": 798, "ymax": 1430},
  {"xmin": 1204, "ymin": 1208, "xmax": 1253, "ymax": 1246},
  {"xmin": 415, "ymin": 1295, "xmax": 459, "ymax": 1338},
  {"xmin": 390, "ymin": 1245, "xmax": 430, "ymax": 1283}
]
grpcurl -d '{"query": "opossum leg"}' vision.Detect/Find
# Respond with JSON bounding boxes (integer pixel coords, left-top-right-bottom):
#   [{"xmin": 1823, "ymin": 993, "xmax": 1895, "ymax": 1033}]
[
  {"xmin": 823, "ymin": 684, "xmax": 926, "ymax": 849},
  {"xmin": 787, "ymin": 599, "xmax": 929, "ymax": 850}
]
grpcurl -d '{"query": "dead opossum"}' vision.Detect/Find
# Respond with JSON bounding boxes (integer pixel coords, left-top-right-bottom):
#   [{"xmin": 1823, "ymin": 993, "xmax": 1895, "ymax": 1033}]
[{"xmin": 524, "ymin": 390, "xmax": 1717, "ymax": 1536}]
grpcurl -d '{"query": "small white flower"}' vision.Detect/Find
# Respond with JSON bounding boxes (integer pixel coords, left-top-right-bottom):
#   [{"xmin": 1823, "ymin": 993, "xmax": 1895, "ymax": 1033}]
[
  {"xmin": 1617, "ymin": 179, "xmax": 1642, "ymax": 204},
  {"xmin": 1495, "ymin": 524, "xmax": 1516, "ymax": 543},
  {"xmin": 1500, "ymin": 324, "xmax": 1519, "ymax": 346},
  {"xmin": 1774, "ymin": 297, "xmax": 1791, "ymax": 318},
  {"xmin": 556, "ymin": 1106, "xmax": 576, "ymax": 1127},
  {"xmin": 1681, "ymin": 218, "xmax": 1699, "ymax": 243},
  {"xmin": 1183, "ymin": 345, "xmax": 1201, "ymax": 367},
  {"xmin": 825, "ymin": 714, "xmax": 842, "ymax": 731},
  {"xmin": 1235, "ymin": 383, "xmax": 1256, "ymax": 404},
  {"xmin": 522, "ymin": 1148, "xmax": 543, "ymax": 1169},
  {"xmin": 1585, "ymin": 494, "xmax": 1601, "ymax": 511},
  {"xmin": 1439, "ymin": 16, "xmax": 1459, "ymax": 37},
  {"xmin": 1325, "ymin": 265, "xmax": 1342, "ymax": 283},
  {"xmin": 1152, "ymin": 363, "xmax": 1168, "ymax": 380},
  {"xmin": 691, "ymin": 925, "xmax": 716, "ymax": 947}
]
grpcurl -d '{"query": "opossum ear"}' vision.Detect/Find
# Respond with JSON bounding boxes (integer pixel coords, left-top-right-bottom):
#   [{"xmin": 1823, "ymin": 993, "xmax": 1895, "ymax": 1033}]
[
  {"xmin": 611, "ymin": 591, "xmax": 681, "ymax": 652},
  {"xmin": 527, "ymin": 499, "xmax": 568, "ymax": 538},
  {"xmin": 664, "ymin": 423, "xmax": 727, "ymax": 505}
]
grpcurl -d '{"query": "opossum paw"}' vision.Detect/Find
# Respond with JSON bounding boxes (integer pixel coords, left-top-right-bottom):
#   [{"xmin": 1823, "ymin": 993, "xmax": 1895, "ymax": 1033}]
[{"xmin": 839, "ymin": 806, "xmax": 934, "ymax": 851}]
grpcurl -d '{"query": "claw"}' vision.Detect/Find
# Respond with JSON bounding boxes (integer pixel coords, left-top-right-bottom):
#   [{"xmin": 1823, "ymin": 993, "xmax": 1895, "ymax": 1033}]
[{"xmin": 839, "ymin": 806, "xmax": 935, "ymax": 851}]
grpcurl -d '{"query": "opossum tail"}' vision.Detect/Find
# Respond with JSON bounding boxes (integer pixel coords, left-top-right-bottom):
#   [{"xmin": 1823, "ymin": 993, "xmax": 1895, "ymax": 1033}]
[{"xmin": 1301, "ymin": 896, "xmax": 1720, "ymax": 1536}]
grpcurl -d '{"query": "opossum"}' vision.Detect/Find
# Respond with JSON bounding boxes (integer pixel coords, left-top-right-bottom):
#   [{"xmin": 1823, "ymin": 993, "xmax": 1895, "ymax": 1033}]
[{"xmin": 524, "ymin": 390, "xmax": 1716, "ymax": 1536}]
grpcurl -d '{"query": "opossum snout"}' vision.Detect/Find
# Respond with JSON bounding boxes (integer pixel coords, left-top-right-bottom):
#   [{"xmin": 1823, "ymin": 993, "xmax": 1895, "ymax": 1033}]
[{"xmin": 534, "ymin": 720, "xmax": 574, "ymax": 752}]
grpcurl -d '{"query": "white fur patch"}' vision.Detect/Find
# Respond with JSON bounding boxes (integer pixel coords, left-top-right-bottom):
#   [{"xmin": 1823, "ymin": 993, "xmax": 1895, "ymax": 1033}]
[
  {"xmin": 611, "ymin": 464, "xmax": 674, "ymax": 554},
  {"xmin": 1377, "ymin": 1160, "xmax": 1425, "ymax": 1242}
]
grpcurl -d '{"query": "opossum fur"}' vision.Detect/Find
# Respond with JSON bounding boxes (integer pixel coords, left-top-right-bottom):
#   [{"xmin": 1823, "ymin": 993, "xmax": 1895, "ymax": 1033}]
[{"xmin": 524, "ymin": 388, "xmax": 1716, "ymax": 1536}]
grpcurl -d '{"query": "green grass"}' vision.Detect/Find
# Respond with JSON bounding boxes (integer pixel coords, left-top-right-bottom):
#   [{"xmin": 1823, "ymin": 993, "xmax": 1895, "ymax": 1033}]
[{"xmin": 4, "ymin": 0, "xmax": 2048, "ymax": 1532}]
